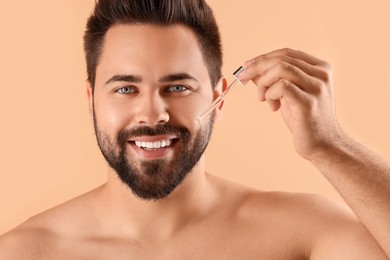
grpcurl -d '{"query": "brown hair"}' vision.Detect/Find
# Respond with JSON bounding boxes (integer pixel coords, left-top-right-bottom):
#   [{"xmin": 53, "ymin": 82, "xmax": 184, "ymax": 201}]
[{"xmin": 84, "ymin": 0, "xmax": 223, "ymax": 89}]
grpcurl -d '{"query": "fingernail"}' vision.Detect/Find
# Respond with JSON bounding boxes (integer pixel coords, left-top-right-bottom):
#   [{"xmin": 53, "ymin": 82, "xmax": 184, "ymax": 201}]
[
  {"xmin": 237, "ymin": 68, "xmax": 246, "ymax": 77},
  {"xmin": 233, "ymin": 66, "xmax": 245, "ymax": 76},
  {"xmin": 233, "ymin": 66, "xmax": 246, "ymax": 80},
  {"xmin": 236, "ymin": 71, "xmax": 246, "ymax": 82},
  {"xmin": 244, "ymin": 59, "xmax": 255, "ymax": 67}
]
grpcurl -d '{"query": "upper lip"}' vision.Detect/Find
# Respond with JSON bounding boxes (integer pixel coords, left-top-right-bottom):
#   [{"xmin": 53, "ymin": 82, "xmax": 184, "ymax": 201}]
[{"xmin": 128, "ymin": 135, "xmax": 178, "ymax": 142}]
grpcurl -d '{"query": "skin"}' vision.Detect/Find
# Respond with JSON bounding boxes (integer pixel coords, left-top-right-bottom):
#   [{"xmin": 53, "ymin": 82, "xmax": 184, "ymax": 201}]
[{"xmin": 0, "ymin": 24, "xmax": 389, "ymax": 259}]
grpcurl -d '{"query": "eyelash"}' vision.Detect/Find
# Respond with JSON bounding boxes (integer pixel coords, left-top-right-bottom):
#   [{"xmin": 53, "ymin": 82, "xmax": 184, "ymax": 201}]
[
  {"xmin": 114, "ymin": 85, "xmax": 191, "ymax": 95},
  {"xmin": 115, "ymin": 86, "xmax": 137, "ymax": 94},
  {"xmin": 165, "ymin": 85, "xmax": 190, "ymax": 93}
]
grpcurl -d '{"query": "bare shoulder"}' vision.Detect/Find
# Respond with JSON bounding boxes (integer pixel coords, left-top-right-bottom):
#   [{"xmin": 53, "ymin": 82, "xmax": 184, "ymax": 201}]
[
  {"xmin": 0, "ymin": 188, "xmax": 101, "ymax": 258},
  {"xmin": 241, "ymin": 190, "xmax": 355, "ymax": 223},
  {"xmin": 228, "ymin": 187, "xmax": 353, "ymax": 238},
  {"xmin": 210, "ymin": 174, "xmax": 353, "ymax": 223},
  {"xmin": 236, "ymin": 188, "xmax": 387, "ymax": 259},
  {"xmin": 213, "ymin": 177, "xmax": 360, "ymax": 230},
  {"xmin": 209, "ymin": 176, "xmax": 386, "ymax": 258},
  {"xmin": 0, "ymin": 220, "xmax": 57, "ymax": 258}
]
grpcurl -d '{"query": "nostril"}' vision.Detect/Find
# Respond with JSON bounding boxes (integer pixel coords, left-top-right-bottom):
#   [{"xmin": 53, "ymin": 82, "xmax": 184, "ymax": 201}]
[{"xmin": 134, "ymin": 109, "xmax": 169, "ymax": 125}]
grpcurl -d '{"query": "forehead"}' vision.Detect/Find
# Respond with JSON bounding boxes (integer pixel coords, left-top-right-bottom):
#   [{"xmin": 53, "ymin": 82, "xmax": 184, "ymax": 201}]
[{"xmin": 95, "ymin": 24, "xmax": 210, "ymax": 86}]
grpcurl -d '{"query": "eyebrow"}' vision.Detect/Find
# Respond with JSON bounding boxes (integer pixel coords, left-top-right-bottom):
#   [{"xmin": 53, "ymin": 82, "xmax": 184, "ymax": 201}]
[
  {"xmin": 104, "ymin": 74, "xmax": 142, "ymax": 85},
  {"xmin": 159, "ymin": 73, "xmax": 199, "ymax": 83},
  {"xmin": 104, "ymin": 73, "xmax": 199, "ymax": 85}
]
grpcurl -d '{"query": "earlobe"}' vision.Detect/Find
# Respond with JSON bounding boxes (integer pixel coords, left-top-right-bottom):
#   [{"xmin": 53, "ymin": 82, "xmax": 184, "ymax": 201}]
[{"xmin": 213, "ymin": 77, "xmax": 228, "ymax": 121}]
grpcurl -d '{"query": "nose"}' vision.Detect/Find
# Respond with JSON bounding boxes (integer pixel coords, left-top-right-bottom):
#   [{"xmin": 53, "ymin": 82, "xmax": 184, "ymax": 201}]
[{"xmin": 134, "ymin": 93, "xmax": 170, "ymax": 125}]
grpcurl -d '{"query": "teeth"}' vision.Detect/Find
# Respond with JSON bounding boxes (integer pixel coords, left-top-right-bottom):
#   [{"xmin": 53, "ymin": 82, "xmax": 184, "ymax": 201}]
[{"xmin": 134, "ymin": 139, "xmax": 173, "ymax": 149}]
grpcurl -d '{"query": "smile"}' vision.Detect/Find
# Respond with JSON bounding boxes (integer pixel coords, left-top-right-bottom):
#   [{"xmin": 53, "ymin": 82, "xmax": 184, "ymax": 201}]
[{"xmin": 134, "ymin": 139, "xmax": 173, "ymax": 150}]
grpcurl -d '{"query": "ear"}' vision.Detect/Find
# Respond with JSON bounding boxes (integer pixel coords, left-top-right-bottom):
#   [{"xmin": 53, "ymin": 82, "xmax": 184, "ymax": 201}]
[
  {"xmin": 86, "ymin": 80, "xmax": 93, "ymax": 116},
  {"xmin": 213, "ymin": 77, "xmax": 228, "ymax": 121}
]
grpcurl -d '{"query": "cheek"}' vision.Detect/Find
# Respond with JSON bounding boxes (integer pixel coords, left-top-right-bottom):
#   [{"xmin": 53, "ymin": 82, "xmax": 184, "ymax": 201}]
[
  {"xmin": 93, "ymin": 95, "xmax": 131, "ymax": 135},
  {"xmin": 168, "ymin": 94, "xmax": 213, "ymax": 127}
]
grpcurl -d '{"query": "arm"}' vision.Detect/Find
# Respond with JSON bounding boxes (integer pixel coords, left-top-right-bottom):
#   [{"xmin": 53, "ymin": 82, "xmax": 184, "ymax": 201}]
[
  {"xmin": 237, "ymin": 48, "xmax": 390, "ymax": 257},
  {"xmin": 310, "ymin": 129, "xmax": 390, "ymax": 257}
]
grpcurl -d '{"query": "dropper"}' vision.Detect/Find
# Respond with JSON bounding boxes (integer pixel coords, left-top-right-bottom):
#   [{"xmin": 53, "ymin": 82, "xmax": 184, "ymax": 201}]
[{"xmin": 196, "ymin": 66, "xmax": 245, "ymax": 123}]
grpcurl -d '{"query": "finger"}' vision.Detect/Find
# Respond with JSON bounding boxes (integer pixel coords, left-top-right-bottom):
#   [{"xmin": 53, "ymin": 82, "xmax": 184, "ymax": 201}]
[
  {"xmin": 264, "ymin": 79, "xmax": 309, "ymax": 109},
  {"xmin": 262, "ymin": 48, "xmax": 328, "ymax": 67},
  {"xmin": 267, "ymin": 99, "xmax": 281, "ymax": 111},
  {"xmin": 252, "ymin": 75, "xmax": 267, "ymax": 102},
  {"xmin": 251, "ymin": 74, "xmax": 280, "ymax": 106},
  {"xmin": 258, "ymin": 85, "xmax": 266, "ymax": 101},
  {"xmin": 253, "ymin": 61, "xmax": 322, "ymax": 93},
  {"xmin": 239, "ymin": 50, "xmax": 330, "ymax": 83}
]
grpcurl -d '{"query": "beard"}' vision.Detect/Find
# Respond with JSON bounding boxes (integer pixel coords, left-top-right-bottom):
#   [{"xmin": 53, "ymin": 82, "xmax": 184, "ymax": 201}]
[{"xmin": 93, "ymin": 111, "xmax": 214, "ymax": 200}]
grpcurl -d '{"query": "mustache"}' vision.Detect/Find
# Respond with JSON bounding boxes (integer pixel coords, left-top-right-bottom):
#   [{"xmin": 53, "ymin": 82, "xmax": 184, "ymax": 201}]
[{"xmin": 117, "ymin": 124, "xmax": 191, "ymax": 144}]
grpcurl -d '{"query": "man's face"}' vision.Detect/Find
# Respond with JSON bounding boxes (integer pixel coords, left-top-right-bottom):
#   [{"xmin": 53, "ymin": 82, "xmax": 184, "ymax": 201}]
[{"xmin": 89, "ymin": 24, "xmax": 220, "ymax": 200}]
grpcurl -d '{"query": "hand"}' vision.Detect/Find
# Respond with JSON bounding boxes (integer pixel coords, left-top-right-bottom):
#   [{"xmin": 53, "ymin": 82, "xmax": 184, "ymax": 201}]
[{"xmin": 237, "ymin": 48, "xmax": 342, "ymax": 161}]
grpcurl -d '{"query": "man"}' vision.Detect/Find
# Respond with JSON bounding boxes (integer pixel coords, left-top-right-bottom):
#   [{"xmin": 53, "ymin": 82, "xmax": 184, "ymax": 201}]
[{"xmin": 1, "ymin": 0, "xmax": 389, "ymax": 258}]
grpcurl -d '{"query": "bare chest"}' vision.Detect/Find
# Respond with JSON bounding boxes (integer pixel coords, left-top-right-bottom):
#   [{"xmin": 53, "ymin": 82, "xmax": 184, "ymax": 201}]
[{"xmin": 45, "ymin": 227, "xmax": 305, "ymax": 260}]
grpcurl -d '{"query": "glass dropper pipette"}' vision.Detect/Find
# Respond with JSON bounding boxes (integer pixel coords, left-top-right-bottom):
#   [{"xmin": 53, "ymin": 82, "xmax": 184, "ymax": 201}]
[{"xmin": 196, "ymin": 66, "xmax": 245, "ymax": 123}]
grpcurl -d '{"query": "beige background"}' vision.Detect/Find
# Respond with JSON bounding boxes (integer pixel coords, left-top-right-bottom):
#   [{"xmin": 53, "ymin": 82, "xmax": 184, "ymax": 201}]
[{"xmin": 1, "ymin": 0, "xmax": 390, "ymax": 235}]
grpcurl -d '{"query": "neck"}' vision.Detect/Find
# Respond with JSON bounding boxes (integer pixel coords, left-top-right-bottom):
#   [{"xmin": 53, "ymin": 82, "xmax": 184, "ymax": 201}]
[{"xmin": 94, "ymin": 157, "xmax": 216, "ymax": 242}]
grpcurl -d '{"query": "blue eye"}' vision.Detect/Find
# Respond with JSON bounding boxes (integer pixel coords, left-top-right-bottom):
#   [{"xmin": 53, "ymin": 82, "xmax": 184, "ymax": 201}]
[
  {"xmin": 167, "ymin": 85, "xmax": 188, "ymax": 92},
  {"xmin": 116, "ymin": 87, "xmax": 135, "ymax": 94}
]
